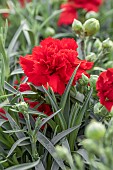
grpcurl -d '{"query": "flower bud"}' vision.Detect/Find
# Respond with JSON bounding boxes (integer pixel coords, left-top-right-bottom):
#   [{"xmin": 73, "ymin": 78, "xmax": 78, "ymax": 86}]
[
  {"xmin": 89, "ymin": 75, "xmax": 98, "ymax": 89},
  {"xmin": 93, "ymin": 38, "xmax": 102, "ymax": 51},
  {"xmin": 94, "ymin": 102, "xmax": 102, "ymax": 115},
  {"xmin": 82, "ymin": 139, "xmax": 98, "ymax": 152},
  {"xmin": 102, "ymin": 38, "xmax": 113, "ymax": 50},
  {"xmin": 79, "ymin": 73, "xmax": 89, "ymax": 85},
  {"xmin": 83, "ymin": 18, "xmax": 100, "ymax": 36},
  {"xmin": 86, "ymin": 52, "xmax": 96, "ymax": 62},
  {"xmin": 94, "ymin": 102, "xmax": 107, "ymax": 117},
  {"xmin": 72, "ymin": 19, "xmax": 83, "ymax": 34},
  {"xmin": 85, "ymin": 11, "xmax": 99, "ymax": 20},
  {"xmin": 14, "ymin": 102, "xmax": 28, "ymax": 113},
  {"xmin": 105, "ymin": 61, "xmax": 113, "ymax": 69},
  {"xmin": 85, "ymin": 121, "xmax": 106, "ymax": 140},
  {"xmin": 55, "ymin": 145, "xmax": 69, "ymax": 159},
  {"xmin": 45, "ymin": 27, "xmax": 55, "ymax": 37}
]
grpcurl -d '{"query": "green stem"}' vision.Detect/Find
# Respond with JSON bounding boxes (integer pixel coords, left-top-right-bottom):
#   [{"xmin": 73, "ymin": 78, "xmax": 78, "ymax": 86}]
[
  {"xmin": 24, "ymin": 113, "xmax": 38, "ymax": 160},
  {"xmin": 81, "ymin": 39, "xmax": 86, "ymax": 60}
]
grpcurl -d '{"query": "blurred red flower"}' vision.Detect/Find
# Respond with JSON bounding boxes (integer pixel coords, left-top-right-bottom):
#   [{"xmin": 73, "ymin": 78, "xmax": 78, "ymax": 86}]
[
  {"xmin": 0, "ymin": 108, "xmax": 7, "ymax": 120},
  {"xmin": 58, "ymin": 0, "xmax": 103, "ymax": 26},
  {"xmin": 2, "ymin": 13, "xmax": 9, "ymax": 19},
  {"xmin": 58, "ymin": 3, "xmax": 78, "ymax": 26},
  {"xmin": 19, "ymin": 0, "xmax": 31, "ymax": 7},
  {"xmin": 96, "ymin": 68, "xmax": 113, "ymax": 112},
  {"xmin": 20, "ymin": 37, "xmax": 93, "ymax": 95}
]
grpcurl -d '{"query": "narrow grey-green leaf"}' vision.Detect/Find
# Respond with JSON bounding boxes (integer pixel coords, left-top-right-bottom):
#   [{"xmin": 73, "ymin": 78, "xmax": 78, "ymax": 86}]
[
  {"xmin": 35, "ymin": 161, "xmax": 45, "ymax": 170},
  {"xmin": 37, "ymin": 132, "xmax": 66, "ymax": 170},
  {"xmin": 3, "ymin": 129, "xmax": 26, "ymax": 134},
  {"xmin": 5, "ymin": 159, "xmax": 40, "ymax": 170},
  {"xmin": 60, "ymin": 65, "xmax": 79, "ymax": 113},
  {"xmin": 10, "ymin": 68, "xmax": 24, "ymax": 76},
  {"xmin": 6, "ymin": 112, "xmax": 25, "ymax": 139},
  {"xmin": 38, "ymin": 109, "xmax": 61, "ymax": 130},
  {"xmin": 7, "ymin": 21, "xmax": 25, "ymax": 55},
  {"xmin": 51, "ymin": 125, "xmax": 80, "ymax": 145},
  {"xmin": 4, "ymin": 81, "xmax": 18, "ymax": 94},
  {"xmin": 51, "ymin": 161, "xmax": 59, "ymax": 170},
  {"xmin": 0, "ymin": 119, "xmax": 7, "ymax": 126},
  {"xmin": 7, "ymin": 137, "xmax": 30, "ymax": 158},
  {"xmin": 43, "ymin": 86, "xmax": 66, "ymax": 130}
]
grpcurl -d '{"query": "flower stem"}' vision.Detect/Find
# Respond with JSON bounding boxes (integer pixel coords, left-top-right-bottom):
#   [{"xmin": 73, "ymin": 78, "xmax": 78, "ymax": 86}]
[{"xmin": 24, "ymin": 113, "xmax": 38, "ymax": 161}]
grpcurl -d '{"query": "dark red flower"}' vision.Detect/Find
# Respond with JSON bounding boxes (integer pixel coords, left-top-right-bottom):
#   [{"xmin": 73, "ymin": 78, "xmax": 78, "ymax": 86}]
[
  {"xmin": 0, "ymin": 108, "xmax": 7, "ymax": 120},
  {"xmin": 58, "ymin": 3, "xmax": 78, "ymax": 26},
  {"xmin": 19, "ymin": 0, "xmax": 31, "ymax": 8},
  {"xmin": 20, "ymin": 37, "xmax": 93, "ymax": 95},
  {"xmin": 58, "ymin": 0, "xmax": 103, "ymax": 26},
  {"xmin": 96, "ymin": 68, "xmax": 113, "ymax": 112},
  {"xmin": 19, "ymin": 83, "xmax": 31, "ymax": 92},
  {"xmin": 2, "ymin": 13, "xmax": 9, "ymax": 19},
  {"xmin": 69, "ymin": 0, "xmax": 103, "ymax": 12},
  {"xmin": 14, "ymin": 76, "xmax": 31, "ymax": 92}
]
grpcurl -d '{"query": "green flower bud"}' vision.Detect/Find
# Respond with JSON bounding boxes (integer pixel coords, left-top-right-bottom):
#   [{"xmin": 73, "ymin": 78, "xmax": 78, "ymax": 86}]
[
  {"xmin": 83, "ymin": 18, "xmax": 100, "ymax": 36},
  {"xmin": 94, "ymin": 102, "xmax": 102, "ymax": 114},
  {"xmin": 79, "ymin": 73, "xmax": 89, "ymax": 85},
  {"xmin": 89, "ymin": 75, "xmax": 98, "ymax": 89},
  {"xmin": 105, "ymin": 61, "xmax": 113, "ymax": 69},
  {"xmin": 72, "ymin": 19, "xmax": 83, "ymax": 34},
  {"xmin": 85, "ymin": 11, "xmax": 99, "ymax": 20},
  {"xmin": 94, "ymin": 102, "xmax": 106, "ymax": 115},
  {"xmin": 85, "ymin": 121, "xmax": 106, "ymax": 140},
  {"xmin": 14, "ymin": 102, "xmax": 28, "ymax": 113},
  {"xmin": 86, "ymin": 52, "xmax": 96, "ymax": 62},
  {"xmin": 102, "ymin": 38, "xmax": 113, "ymax": 50},
  {"xmin": 93, "ymin": 38, "xmax": 102, "ymax": 51},
  {"xmin": 45, "ymin": 27, "xmax": 55, "ymax": 37},
  {"xmin": 55, "ymin": 146, "xmax": 69, "ymax": 159},
  {"xmin": 82, "ymin": 139, "xmax": 98, "ymax": 152}
]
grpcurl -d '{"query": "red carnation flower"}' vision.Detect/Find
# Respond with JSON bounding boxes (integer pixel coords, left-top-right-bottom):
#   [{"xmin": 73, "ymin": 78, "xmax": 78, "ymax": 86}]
[
  {"xmin": 58, "ymin": 3, "xmax": 78, "ymax": 26},
  {"xmin": 2, "ymin": 13, "xmax": 9, "ymax": 19},
  {"xmin": 19, "ymin": 83, "xmax": 31, "ymax": 92},
  {"xmin": 19, "ymin": 0, "xmax": 31, "ymax": 8},
  {"xmin": 96, "ymin": 68, "xmax": 113, "ymax": 112},
  {"xmin": 58, "ymin": 0, "xmax": 103, "ymax": 26},
  {"xmin": 20, "ymin": 37, "xmax": 93, "ymax": 95},
  {"xmin": 14, "ymin": 76, "xmax": 31, "ymax": 92},
  {"xmin": 0, "ymin": 108, "xmax": 7, "ymax": 120},
  {"xmin": 69, "ymin": 0, "xmax": 103, "ymax": 12}
]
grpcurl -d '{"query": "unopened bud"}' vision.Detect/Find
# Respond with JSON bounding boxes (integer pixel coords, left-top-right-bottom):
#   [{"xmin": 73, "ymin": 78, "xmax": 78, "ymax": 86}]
[
  {"xmin": 102, "ymin": 38, "xmax": 113, "ymax": 50},
  {"xmin": 105, "ymin": 61, "xmax": 113, "ymax": 68},
  {"xmin": 89, "ymin": 75, "xmax": 98, "ymax": 89},
  {"xmin": 83, "ymin": 18, "xmax": 100, "ymax": 36},
  {"xmin": 82, "ymin": 139, "xmax": 98, "ymax": 152},
  {"xmin": 94, "ymin": 38, "xmax": 102, "ymax": 51},
  {"xmin": 85, "ymin": 11, "xmax": 99, "ymax": 20},
  {"xmin": 86, "ymin": 52, "xmax": 96, "ymax": 62},
  {"xmin": 94, "ymin": 102, "xmax": 107, "ymax": 117},
  {"xmin": 79, "ymin": 73, "xmax": 89, "ymax": 85},
  {"xmin": 72, "ymin": 19, "xmax": 83, "ymax": 34},
  {"xmin": 85, "ymin": 121, "xmax": 106, "ymax": 140},
  {"xmin": 14, "ymin": 102, "xmax": 28, "ymax": 113},
  {"xmin": 94, "ymin": 102, "xmax": 103, "ymax": 115},
  {"xmin": 45, "ymin": 27, "xmax": 55, "ymax": 37},
  {"xmin": 55, "ymin": 145, "xmax": 68, "ymax": 159}
]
